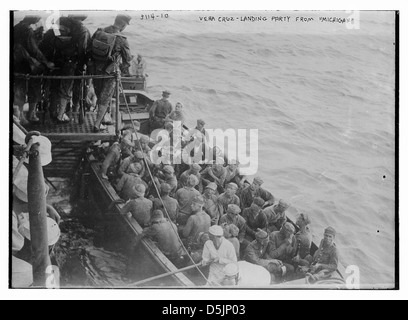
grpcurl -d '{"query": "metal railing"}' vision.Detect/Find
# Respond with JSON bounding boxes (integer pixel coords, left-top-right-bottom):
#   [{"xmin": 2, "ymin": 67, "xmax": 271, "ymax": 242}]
[{"xmin": 13, "ymin": 72, "xmax": 123, "ymax": 134}]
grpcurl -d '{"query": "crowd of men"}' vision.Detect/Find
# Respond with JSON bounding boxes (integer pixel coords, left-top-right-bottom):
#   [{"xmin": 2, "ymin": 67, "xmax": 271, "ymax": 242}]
[
  {"xmin": 98, "ymin": 119, "xmax": 339, "ymax": 287},
  {"xmin": 13, "ymin": 13, "xmax": 146, "ymax": 132}
]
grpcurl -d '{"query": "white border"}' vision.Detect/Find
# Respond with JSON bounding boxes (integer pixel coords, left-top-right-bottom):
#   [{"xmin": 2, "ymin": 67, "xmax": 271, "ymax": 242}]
[{"xmin": 1, "ymin": 0, "xmax": 405, "ymax": 300}]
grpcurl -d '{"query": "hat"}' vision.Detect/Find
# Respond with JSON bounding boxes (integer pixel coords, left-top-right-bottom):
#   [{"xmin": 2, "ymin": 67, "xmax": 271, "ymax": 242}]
[
  {"xmin": 134, "ymin": 151, "xmax": 144, "ymax": 159},
  {"xmin": 22, "ymin": 15, "xmax": 42, "ymax": 24},
  {"xmin": 20, "ymin": 216, "xmax": 61, "ymax": 246},
  {"xmin": 282, "ymin": 222, "xmax": 296, "ymax": 235},
  {"xmin": 253, "ymin": 177, "xmax": 264, "ymax": 186},
  {"xmin": 228, "ymin": 224, "xmax": 239, "ymax": 238},
  {"xmin": 192, "ymin": 195, "xmax": 205, "ymax": 206},
  {"xmin": 162, "ymin": 90, "xmax": 171, "ymax": 96},
  {"xmin": 197, "ymin": 119, "xmax": 206, "ymax": 126},
  {"xmin": 324, "ymin": 227, "xmax": 337, "ymax": 237},
  {"xmin": 278, "ymin": 199, "xmax": 290, "ymax": 210},
  {"xmin": 227, "ymin": 204, "xmax": 241, "ymax": 215},
  {"xmin": 297, "ymin": 213, "xmax": 311, "ymax": 226},
  {"xmin": 191, "ymin": 163, "xmax": 202, "ymax": 172},
  {"xmin": 151, "ymin": 210, "xmax": 164, "ymax": 222},
  {"xmin": 128, "ymin": 162, "xmax": 142, "ymax": 174},
  {"xmin": 116, "ymin": 13, "xmax": 132, "ymax": 25},
  {"xmin": 161, "ymin": 183, "xmax": 172, "ymax": 194},
  {"xmin": 209, "ymin": 225, "xmax": 224, "ymax": 237},
  {"xmin": 224, "ymin": 263, "xmax": 239, "ymax": 277},
  {"xmin": 253, "ymin": 197, "xmax": 265, "ymax": 208},
  {"xmin": 187, "ymin": 175, "xmax": 199, "ymax": 187},
  {"xmin": 134, "ymin": 184, "xmax": 146, "ymax": 197},
  {"xmin": 205, "ymin": 183, "xmax": 218, "ymax": 191},
  {"xmin": 227, "ymin": 183, "xmax": 238, "ymax": 191},
  {"xmin": 163, "ymin": 165, "xmax": 175, "ymax": 174},
  {"xmin": 68, "ymin": 14, "xmax": 88, "ymax": 21},
  {"xmin": 255, "ymin": 229, "xmax": 269, "ymax": 241}
]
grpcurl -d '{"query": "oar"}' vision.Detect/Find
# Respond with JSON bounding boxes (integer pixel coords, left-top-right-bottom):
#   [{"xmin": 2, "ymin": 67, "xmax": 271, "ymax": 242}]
[{"xmin": 126, "ymin": 263, "xmax": 202, "ymax": 287}]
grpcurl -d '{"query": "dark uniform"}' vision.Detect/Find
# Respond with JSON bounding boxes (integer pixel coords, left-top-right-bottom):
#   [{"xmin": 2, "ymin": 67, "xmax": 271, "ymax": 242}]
[
  {"xmin": 92, "ymin": 16, "xmax": 133, "ymax": 131},
  {"xmin": 40, "ymin": 16, "xmax": 91, "ymax": 122},
  {"xmin": 242, "ymin": 207, "xmax": 268, "ymax": 240},
  {"xmin": 149, "ymin": 97, "xmax": 173, "ymax": 132},
  {"xmin": 13, "ymin": 16, "xmax": 52, "ymax": 123},
  {"xmin": 240, "ymin": 185, "xmax": 275, "ymax": 211}
]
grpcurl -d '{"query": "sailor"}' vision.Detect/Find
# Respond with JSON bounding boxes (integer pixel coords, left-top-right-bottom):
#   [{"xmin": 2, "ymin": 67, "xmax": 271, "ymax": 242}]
[
  {"xmin": 182, "ymin": 196, "xmax": 211, "ymax": 247},
  {"xmin": 268, "ymin": 222, "xmax": 297, "ymax": 280},
  {"xmin": 149, "ymin": 90, "xmax": 173, "ymax": 132},
  {"xmin": 40, "ymin": 14, "xmax": 91, "ymax": 123},
  {"xmin": 222, "ymin": 261, "xmax": 271, "ymax": 287},
  {"xmin": 142, "ymin": 210, "xmax": 185, "ymax": 265},
  {"xmin": 179, "ymin": 164, "xmax": 202, "ymax": 191},
  {"xmin": 219, "ymin": 204, "xmax": 247, "ymax": 244},
  {"xmin": 13, "ymin": 15, "xmax": 55, "ymax": 124},
  {"xmin": 175, "ymin": 175, "xmax": 201, "ymax": 225},
  {"xmin": 242, "ymin": 197, "xmax": 268, "ymax": 241},
  {"xmin": 91, "ymin": 13, "xmax": 133, "ymax": 132},
  {"xmin": 217, "ymin": 183, "xmax": 241, "ymax": 215},
  {"xmin": 244, "ymin": 229, "xmax": 286, "ymax": 282},
  {"xmin": 155, "ymin": 165, "xmax": 178, "ymax": 197},
  {"xmin": 201, "ymin": 158, "xmax": 227, "ymax": 193},
  {"xmin": 292, "ymin": 213, "xmax": 313, "ymax": 267},
  {"xmin": 152, "ymin": 183, "xmax": 179, "ymax": 223},
  {"xmin": 202, "ymin": 225, "xmax": 237, "ymax": 286},
  {"xmin": 202, "ymin": 183, "xmax": 223, "ymax": 225},
  {"xmin": 166, "ymin": 102, "xmax": 186, "ymax": 126},
  {"xmin": 240, "ymin": 177, "xmax": 275, "ymax": 210},
  {"xmin": 116, "ymin": 165, "xmax": 147, "ymax": 201},
  {"xmin": 100, "ymin": 138, "xmax": 134, "ymax": 180},
  {"xmin": 300, "ymin": 227, "xmax": 339, "ymax": 283},
  {"xmin": 264, "ymin": 199, "xmax": 290, "ymax": 233},
  {"xmin": 120, "ymin": 184, "xmax": 153, "ymax": 228}
]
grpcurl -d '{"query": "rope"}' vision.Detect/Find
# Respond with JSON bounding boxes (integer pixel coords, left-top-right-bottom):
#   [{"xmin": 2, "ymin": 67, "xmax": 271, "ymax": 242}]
[{"xmin": 118, "ymin": 81, "xmax": 214, "ymax": 287}]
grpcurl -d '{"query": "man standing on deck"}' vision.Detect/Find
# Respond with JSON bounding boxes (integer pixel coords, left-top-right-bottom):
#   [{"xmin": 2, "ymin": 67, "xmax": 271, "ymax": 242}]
[
  {"xmin": 120, "ymin": 184, "xmax": 153, "ymax": 228},
  {"xmin": 91, "ymin": 13, "xmax": 133, "ymax": 132},
  {"xmin": 14, "ymin": 15, "xmax": 55, "ymax": 125},
  {"xmin": 149, "ymin": 91, "xmax": 173, "ymax": 132},
  {"xmin": 240, "ymin": 177, "xmax": 275, "ymax": 210},
  {"xmin": 40, "ymin": 14, "xmax": 91, "ymax": 123}
]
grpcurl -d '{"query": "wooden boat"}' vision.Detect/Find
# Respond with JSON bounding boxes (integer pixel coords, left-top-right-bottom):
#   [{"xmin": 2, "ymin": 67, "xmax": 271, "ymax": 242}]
[{"xmin": 81, "ymin": 84, "xmax": 347, "ymax": 288}]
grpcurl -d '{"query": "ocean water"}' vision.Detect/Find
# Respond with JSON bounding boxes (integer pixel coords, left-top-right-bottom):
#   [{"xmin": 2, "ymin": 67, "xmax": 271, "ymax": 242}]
[{"xmin": 14, "ymin": 10, "xmax": 396, "ymax": 287}]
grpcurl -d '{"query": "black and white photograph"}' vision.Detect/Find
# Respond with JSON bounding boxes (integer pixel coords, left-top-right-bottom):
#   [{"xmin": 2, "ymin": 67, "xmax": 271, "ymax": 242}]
[{"xmin": 8, "ymin": 6, "xmax": 398, "ymax": 294}]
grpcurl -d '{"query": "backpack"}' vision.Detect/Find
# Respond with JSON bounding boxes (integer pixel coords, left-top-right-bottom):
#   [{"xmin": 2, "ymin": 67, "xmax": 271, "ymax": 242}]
[{"xmin": 92, "ymin": 29, "xmax": 119, "ymax": 63}]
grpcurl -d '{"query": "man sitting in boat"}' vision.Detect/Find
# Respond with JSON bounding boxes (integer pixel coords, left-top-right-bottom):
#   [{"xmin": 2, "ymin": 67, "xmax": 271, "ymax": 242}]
[
  {"xmin": 224, "ymin": 224, "xmax": 241, "ymax": 260},
  {"xmin": 142, "ymin": 210, "xmax": 186, "ymax": 268},
  {"xmin": 100, "ymin": 138, "xmax": 134, "ymax": 180},
  {"xmin": 149, "ymin": 90, "xmax": 173, "ymax": 132},
  {"xmin": 219, "ymin": 204, "xmax": 247, "ymax": 245},
  {"xmin": 263, "ymin": 199, "xmax": 290, "ymax": 233},
  {"xmin": 217, "ymin": 183, "xmax": 241, "ymax": 215},
  {"xmin": 154, "ymin": 165, "xmax": 178, "ymax": 197},
  {"xmin": 179, "ymin": 164, "xmax": 202, "ymax": 191},
  {"xmin": 224, "ymin": 159, "xmax": 244, "ymax": 189},
  {"xmin": 240, "ymin": 177, "xmax": 275, "ymax": 211},
  {"xmin": 268, "ymin": 222, "xmax": 297, "ymax": 281},
  {"xmin": 166, "ymin": 102, "xmax": 186, "ymax": 127},
  {"xmin": 181, "ymin": 195, "xmax": 211, "ymax": 249},
  {"xmin": 117, "ymin": 151, "xmax": 145, "ymax": 178},
  {"xmin": 152, "ymin": 183, "xmax": 179, "ymax": 223},
  {"xmin": 292, "ymin": 213, "xmax": 313, "ymax": 269},
  {"xmin": 120, "ymin": 184, "xmax": 153, "ymax": 228},
  {"xmin": 116, "ymin": 164, "xmax": 147, "ymax": 201},
  {"xmin": 202, "ymin": 183, "xmax": 223, "ymax": 226},
  {"xmin": 242, "ymin": 197, "xmax": 268, "ymax": 242},
  {"xmin": 222, "ymin": 261, "xmax": 271, "ymax": 287},
  {"xmin": 201, "ymin": 158, "xmax": 228, "ymax": 194},
  {"xmin": 298, "ymin": 227, "xmax": 339, "ymax": 284},
  {"xmin": 175, "ymin": 175, "xmax": 201, "ymax": 225},
  {"xmin": 244, "ymin": 229, "xmax": 288, "ymax": 283},
  {"xmin": 202, "ymin": 225, "xmax": 237, "ymax": 286}
]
